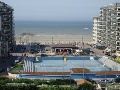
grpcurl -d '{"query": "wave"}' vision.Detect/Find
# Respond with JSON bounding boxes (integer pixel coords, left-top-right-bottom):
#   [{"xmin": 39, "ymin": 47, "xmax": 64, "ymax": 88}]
[{"xmin": 83, "ymin": 28, "xmax": 88, "ymax": 29}]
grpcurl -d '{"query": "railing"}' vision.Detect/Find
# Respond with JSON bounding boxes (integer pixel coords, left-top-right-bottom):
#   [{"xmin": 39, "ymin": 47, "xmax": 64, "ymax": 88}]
[
  {"xmin": 117, "ymin": 44, "xmax": 120, "ymax": 46},
  {"xmin": 117, "ymin": 20, "xmax": 120, "ymax": 22},
  {"xmin": 117, "ymin": 10, "xmax": 120, "ymax": 12}
]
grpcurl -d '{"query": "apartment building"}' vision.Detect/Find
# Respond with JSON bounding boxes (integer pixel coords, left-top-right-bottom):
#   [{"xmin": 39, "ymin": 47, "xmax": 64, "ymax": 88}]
[
  {"xmin": 92, "ymin": 16, "xmax": 100, "ymax": 45},
  {"xmin": 92, "ymin": 3, "xmax": 120, "ymax": 56},
  {"xmin": 0, "ymin": 1, "xmax": 15, "ymax": 58}
]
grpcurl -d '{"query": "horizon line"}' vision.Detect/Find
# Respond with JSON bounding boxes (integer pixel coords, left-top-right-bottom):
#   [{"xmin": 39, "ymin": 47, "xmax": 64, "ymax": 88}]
[{"xmin": 14, "ymin": 20, "xmax": 92, "ymax": 22}]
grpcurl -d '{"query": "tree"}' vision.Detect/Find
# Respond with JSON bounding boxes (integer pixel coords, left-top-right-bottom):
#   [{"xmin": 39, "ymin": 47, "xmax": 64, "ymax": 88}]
[{"xmin": 77, "ymin": 82, "xmax": 95, "ymax": 90}]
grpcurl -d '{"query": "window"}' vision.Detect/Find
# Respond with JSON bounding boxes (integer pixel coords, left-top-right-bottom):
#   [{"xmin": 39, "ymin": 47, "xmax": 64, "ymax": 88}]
[
  {"xmin": 2, "ymin": 9, "xmax": 7, "ymax": 12},
  {"xmin": 117, "ymin": 47, "xmax": 120, "ymax": 50},
  {"xmin": 118, "ymin": 8, "xmax": 120, "ymax": 11},
  {"xmin": 0, "ymin": 3, "xmax": 3, "ymax": 7},
  {"xmin": 117, "ymin": 33, "xmax": 119, "ymax": 35},
  {"xmin": 3, "ymin": 18, "xmax": 7, "ymax": 20}
]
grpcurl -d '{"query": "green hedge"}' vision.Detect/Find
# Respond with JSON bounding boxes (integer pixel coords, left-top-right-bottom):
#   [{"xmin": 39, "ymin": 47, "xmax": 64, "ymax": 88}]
[
  {"xmin": 0, "ymin": 85, "xmax": 76, "ymax": 90},
  {"xmin": 0, "ymin": 77, "xmax": 76, "ymax": 85}
]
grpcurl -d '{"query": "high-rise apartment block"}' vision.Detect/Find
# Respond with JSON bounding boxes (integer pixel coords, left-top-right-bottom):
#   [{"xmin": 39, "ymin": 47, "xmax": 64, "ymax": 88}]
[
  {"xmin": 92, "ymin": 3, "xmax": 120, "ymax": 56},
  {"xmin": 0, "ymin": 1, "xmax": 15, "ymax": 58}
]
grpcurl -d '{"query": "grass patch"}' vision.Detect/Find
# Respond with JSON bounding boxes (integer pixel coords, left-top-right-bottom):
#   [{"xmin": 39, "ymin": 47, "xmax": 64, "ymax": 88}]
[{"xmin": 12, "ymin": 64, "xmax": 23, "ymax": 70}]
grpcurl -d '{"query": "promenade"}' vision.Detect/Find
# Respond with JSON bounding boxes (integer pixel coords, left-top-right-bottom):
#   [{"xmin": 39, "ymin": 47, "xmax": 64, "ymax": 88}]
[{"xmin": 78, "ymin": 42, "xmax": 105, "ymax": 56}]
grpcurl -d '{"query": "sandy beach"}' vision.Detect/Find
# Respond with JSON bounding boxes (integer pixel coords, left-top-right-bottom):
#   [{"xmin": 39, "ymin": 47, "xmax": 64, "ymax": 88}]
[
  {"xmin": 14, "ymin": 21, "xmax": 93, "ymax": 45},
  {"xmin": 15, "ymin": 35, "xmax": 92, "ymax": 44}
]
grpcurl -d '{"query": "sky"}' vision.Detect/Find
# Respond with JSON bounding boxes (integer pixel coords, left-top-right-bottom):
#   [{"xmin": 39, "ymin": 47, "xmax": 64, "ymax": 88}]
[{"xmin": 1, "ymin": 0, "xmax": 120, "ymax": 21}]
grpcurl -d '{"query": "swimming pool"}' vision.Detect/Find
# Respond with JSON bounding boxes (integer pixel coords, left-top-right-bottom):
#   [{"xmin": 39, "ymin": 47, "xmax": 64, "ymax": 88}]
[
  {"xmin": 18, "ymin": 73, "xmax": 120, "ymax": 79},
  {"xmin": 23, "ymin": 56, "xmax": 108, "ymax": 73}
]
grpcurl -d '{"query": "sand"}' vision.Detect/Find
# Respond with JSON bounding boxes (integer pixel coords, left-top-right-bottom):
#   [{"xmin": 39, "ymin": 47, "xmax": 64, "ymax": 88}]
[{"xmin": 15, "ymin": 35, "xmax": 92, "ymax": 45}]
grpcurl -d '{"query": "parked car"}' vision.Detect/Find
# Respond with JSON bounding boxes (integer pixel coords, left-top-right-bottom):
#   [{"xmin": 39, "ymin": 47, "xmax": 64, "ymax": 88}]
[
  {"xmin": 15, "ymin": 60, "xmax": 20, "ymax": 63},
  {"xmin": 41, "ymin": 54, "xmax": 47, "ymax": 57},
  {"xmin": 99, "ymin": 79, "xmax": 112, "ymax": 83},
  {"xmin": 114, "ymin": 77, "xmax": 120, "ymax": 83},
  {"xmin": 105, "ymin": 52, "xmax": 110, "ymax": 56},
  {"xmin": 90, "ymin": 51, "xmax": 95, "ymax": 56}
]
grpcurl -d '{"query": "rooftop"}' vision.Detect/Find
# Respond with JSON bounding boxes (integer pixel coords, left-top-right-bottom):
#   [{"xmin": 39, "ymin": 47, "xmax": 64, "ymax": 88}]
[{"xmin": 52, "ymin": 44, "xmax": 78, "ymax": 49}]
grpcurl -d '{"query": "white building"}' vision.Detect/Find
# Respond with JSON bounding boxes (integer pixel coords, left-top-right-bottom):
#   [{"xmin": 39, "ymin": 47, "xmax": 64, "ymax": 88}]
[
  {"xmin": 92, "ymin": 16, "xmax": 100, "ymax": 45},
  {"xmin": 92, "ymin": 3, "xmax": 120, "ymax": 56}
]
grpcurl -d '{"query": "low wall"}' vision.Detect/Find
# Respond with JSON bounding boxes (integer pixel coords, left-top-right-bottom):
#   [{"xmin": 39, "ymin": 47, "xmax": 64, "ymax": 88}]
[{"xmin": 8, "ymin": 73, "xmax": 19, "ymax": 78}]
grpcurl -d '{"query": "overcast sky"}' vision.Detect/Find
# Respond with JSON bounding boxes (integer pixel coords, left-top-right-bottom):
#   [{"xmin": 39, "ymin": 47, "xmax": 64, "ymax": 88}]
[{"xmin": 1, "ymin": 0, "xmax": 120, "ymax": 21}]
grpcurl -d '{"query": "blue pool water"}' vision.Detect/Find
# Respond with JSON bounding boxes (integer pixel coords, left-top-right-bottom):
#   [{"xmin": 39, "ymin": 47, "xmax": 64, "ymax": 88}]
[
  {"xmin": 27, "ymin": 56, "xmax": 101, "ymax": 62},
  {"xmin": 19, "ymin": 74, "xmax": 120, "ymax": 79},
  {"xmin": 25, "ymin": 56, "xmax": 108, "ymax": 72}
]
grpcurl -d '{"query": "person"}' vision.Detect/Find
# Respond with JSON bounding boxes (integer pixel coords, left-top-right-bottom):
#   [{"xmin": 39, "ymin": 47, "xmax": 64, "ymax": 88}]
[{"xmin": 102, "ymin": 51, "xmax": 104, "ymax": 53}]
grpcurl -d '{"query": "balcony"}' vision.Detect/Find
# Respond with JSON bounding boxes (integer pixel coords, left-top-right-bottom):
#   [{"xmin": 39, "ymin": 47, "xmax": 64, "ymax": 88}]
[
  {"xmin": 4, "ymin": 24, "xmax": 11, "ymax": 27},
  {"xmin": 117, "ymin": 20, "xmax": 120, "ymax": 22},
  {"xmin": 116, "ymin": 34, "xmax": 120, "ymax": 37},
  {"xmin": 1, "ymin": 11, "xmax": 12, "ymax": 14},
  {"xmin": 2, "ymin": 22, "xmax": 10, "ymax": 25},
  {"xmin": 111, "ymin": 10, "xmax": 117, "ymax": 13},
  {"xmin": 116, "ymin": 38, "xmax": 120, "ymax": 41},
  {"xmin": 111, "ymin": 16, "xmax": 117, "ymax": 19},
  {"xmin": 106, "ymin": 20, "xmax": 111, "ymax": 22},
  {"xmin": 2, "ymin": 26, "xmax": 11, "ymax": 30},
  {"xmin": 116, "ymin": 3, "xmax": 120, "ymax": 7},
  {"xmin": 117, "ymin": 44, "xmax": 120, "ymax": 46},
  {"xmin": 92, "ymin": 33, "xmax": 97, "ymax": 36},
  {"xmin": 3, "ymin": 14, "xmax": 11, "ymax": 18},
  {"xmin": 111, "ymin": 19, "xmax": 117, "ymax": 22},
  {"xmin": 4, "ymin": 31, "xmax": 10, "ymax": 34},
  {"xmin": 117, "ymin": 9, "xmax": 120, "ymax": 12},
  {"xmin": 117, "ymin": 47, "xmax": 120, "ymax": 51}
]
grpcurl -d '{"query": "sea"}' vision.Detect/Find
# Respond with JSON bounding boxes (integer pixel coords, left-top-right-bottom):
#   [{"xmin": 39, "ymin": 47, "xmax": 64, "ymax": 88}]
[{"xmin": 15, "ymin": 21, "xmax": 93, "ymax": 37}]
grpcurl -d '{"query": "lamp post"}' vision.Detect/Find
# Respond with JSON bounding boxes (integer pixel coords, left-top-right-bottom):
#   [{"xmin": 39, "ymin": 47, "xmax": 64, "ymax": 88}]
[
  {"xmin": 20, "ymin": 37, "xmax": 21, "ymax": 44},
  {"xmin": 63, "ymin": 62, "xmax": 65, "ymax": 79},
  {"xmin": 69, "ymin": 68, "xmax": 71, "ymax": 86},
  {"xmin": 103, "ymin": 64, "xmax": 106, "ymax": 79},
  {"xmin": 103, "ymin": 64, "xmax": 107, "ymax": 86},
  {"xmin": 63, "ymin": 56, "xmax": 65, "ymax": 79},
  {"xmin": 82, "ymin": 36, "xmax": 84, "ymax": 79},
  {"xmin": 69, "ymin": 76, "xmax": 71, "ymax": 86},
  {"xmin": 52, "ymin": 37, "xmax": 53, "ymax": 46},
  {"xmin": 82, "ymin": 36, "xmax": 84, "ymax": 49},
  {"xmin": 51, "ymin": 37, "xmax": 53, "ymax": 53},
  {"xmin": 83, "ymin": 57, "xmax": 84, "ymax": 79},
  {"xmin": 35, "ymin": 66, "xmax": 37, "ymax": 72}
]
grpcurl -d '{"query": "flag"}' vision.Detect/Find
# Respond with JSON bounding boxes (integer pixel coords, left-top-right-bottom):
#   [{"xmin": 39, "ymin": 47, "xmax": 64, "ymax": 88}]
[{"xmin": 36, "ymin": 56, "xmax": 39, "ymax": 62}]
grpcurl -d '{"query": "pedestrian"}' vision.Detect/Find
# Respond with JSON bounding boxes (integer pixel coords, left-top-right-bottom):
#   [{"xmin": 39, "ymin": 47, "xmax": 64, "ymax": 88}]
[{"xmin": 102, "ymin": 51, "xmax": 104, "ymax": 53}]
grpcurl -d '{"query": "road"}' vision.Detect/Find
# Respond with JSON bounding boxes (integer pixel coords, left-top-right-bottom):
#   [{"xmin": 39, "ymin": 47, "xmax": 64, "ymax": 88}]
[{"xmin": 83, "ymin": 43, "xmax": 105, "ymax": 56}]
